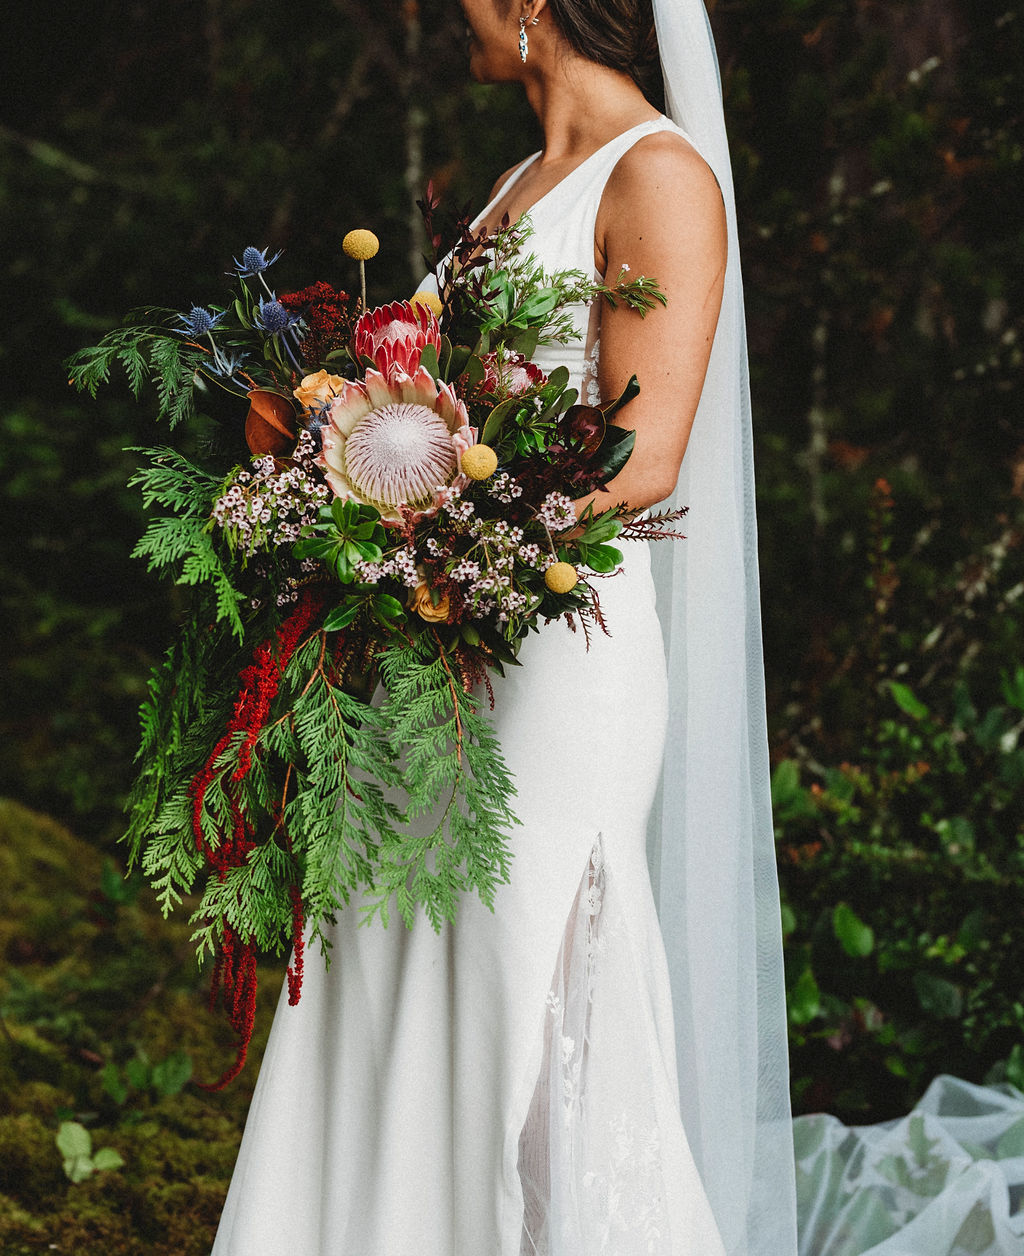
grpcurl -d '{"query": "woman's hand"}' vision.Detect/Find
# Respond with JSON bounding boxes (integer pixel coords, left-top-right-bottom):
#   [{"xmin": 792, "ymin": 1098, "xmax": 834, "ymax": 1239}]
[{"xmin": 581, "ymin": 130, "xmax": 728, "ymax": 515}]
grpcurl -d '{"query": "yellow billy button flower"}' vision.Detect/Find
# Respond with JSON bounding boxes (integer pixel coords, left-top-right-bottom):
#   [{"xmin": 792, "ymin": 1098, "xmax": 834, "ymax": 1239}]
[
  {"xmin": 342, "ymin": 229, "xmax": 380, "ymax": 261},
  {"xmin": 460, "ymin": 444, "xmax": 498, "ymax": 481},
  {"xmin": 410, "ymin": 290, "xmax": 443, "ymax": 319},
  {"xmin": 544, "ymin": 561, "xmax": 578, "ymax": 594},
  {"xmin": 344, "ymin": 229, "xmax": 380, "ymax": 310}
]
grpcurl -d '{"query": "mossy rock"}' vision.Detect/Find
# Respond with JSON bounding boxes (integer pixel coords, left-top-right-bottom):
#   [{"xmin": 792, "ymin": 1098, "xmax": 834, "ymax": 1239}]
[
  {"xmin": 0, "ymin": 1113, "xmax": 66, "ymax": 1206},
  {"xmin": 2, "ymin": 1080, "xmax": 73, "ymax": 1122},
  {"xmin": 0, "ymin": 1193, "xmax": 48, "ymax": 1256},
  {"xmin": 0, "ymin": 800, "xmax": 103, "ymax": 964},
  {"xmin": 128, "ymin": 1176, "xmax": 227, "ymax": 1253},
  {"xmin": 0, "ymin": 798, "xmax": 296, "ymax": 1251},
  {"xmin": 0, "ymin": 1027, "xmax": 79, "ymax": 1109},
  {"xmin": 121, "ymin": 1110, "xmax": 239, "ymax": 1181}
]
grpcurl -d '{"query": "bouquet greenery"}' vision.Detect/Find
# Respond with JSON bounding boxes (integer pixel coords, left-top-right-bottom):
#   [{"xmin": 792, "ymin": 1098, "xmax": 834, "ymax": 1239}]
[{"xmin": 68, "ymin": 196, "xmax": 684, "ymax": 1083}]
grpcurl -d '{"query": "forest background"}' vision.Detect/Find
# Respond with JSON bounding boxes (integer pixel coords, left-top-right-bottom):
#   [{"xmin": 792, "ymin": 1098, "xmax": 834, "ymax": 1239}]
[{"xmin": 1, "ymin": 0, "xmax": 1022, "ymax": 1251}]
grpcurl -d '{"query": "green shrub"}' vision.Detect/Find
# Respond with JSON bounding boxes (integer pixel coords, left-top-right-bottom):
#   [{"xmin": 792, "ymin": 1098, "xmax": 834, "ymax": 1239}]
[{"xmin": 776, "ymin": 490, "xmax": 1024, "ymax": 1119}]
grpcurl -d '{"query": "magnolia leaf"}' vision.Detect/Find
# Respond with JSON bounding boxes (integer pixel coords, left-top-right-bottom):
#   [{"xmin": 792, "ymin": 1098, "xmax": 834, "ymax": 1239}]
[
  {"xmin": 481, "ymin": 396, "xmax": 523, "ymax": 446},
  {"xmin": 509, "ymin": 326, "xmax": 540, "ymax": 360},
  {"xmin": 542, "ymin": 364, "xmax": 571, "ymax": 395},
  {"xmin": 418, "ymin": 343, "xmax": 439, "ymax": 379},
  {"xmin": 591, "ymin": 427, "xmax": 636, "ymax": 484},
  {"xmin": 602, "ymin": 374, "xmax": 640, "ymax": 420},
  {"xmin": 579, "ymin": 543, "xmax": 622, "ymax": 574},
  {"xmin": 446, "ymin": 344, "xmax": 473, "ymax": 382},
  {"xmin": 373, "ymin": 593, "xmax": 406, "ymax": 620},
  {"xmin": 323, "ymin": 602, "xmax": 362, "ymax": 632}
]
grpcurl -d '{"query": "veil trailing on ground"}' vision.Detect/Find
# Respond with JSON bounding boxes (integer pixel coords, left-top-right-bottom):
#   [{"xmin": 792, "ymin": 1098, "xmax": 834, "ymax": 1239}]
[{"xmin": 645, "ymin": 3, "xmax": 799, "ymax": 1253}]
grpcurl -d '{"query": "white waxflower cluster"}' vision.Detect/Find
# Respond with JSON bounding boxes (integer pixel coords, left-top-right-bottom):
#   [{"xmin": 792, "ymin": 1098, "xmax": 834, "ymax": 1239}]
[
  {"xmin": 536, "ymin": 492, "xmax": 577, "ymax": 533},
  {"xmin": 212, "ymin": 431, "xmax": 329, "ymax": 556},
  {"xmin": 487, "ymin": 472, "xmax": 523, "ymax": 505},
  {"xmin": 355, "ymin": 546, "xmax": 420, "ymax": 588}
]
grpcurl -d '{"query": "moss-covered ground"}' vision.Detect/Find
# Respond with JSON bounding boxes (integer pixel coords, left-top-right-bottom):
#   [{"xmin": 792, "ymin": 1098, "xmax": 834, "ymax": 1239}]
[{"xmin": 0, "ymin": 799, "xmax": 284, "ymax": 1254}]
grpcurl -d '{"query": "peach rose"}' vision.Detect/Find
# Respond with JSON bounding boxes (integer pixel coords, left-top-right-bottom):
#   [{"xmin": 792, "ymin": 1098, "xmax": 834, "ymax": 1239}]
[
  {"xmin": 293, "ymin": 370, "xmax": 346, "ymax": 411},
  {"xmin": 410, "ymin": 581, "xmax": 451, "ymax": 623}
]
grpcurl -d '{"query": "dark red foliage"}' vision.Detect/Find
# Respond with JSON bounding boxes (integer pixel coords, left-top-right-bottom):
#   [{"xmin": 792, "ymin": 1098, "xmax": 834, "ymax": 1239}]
[{"xmin": 279, "ymin": 281, "xmax": 354, "ymax": 366}]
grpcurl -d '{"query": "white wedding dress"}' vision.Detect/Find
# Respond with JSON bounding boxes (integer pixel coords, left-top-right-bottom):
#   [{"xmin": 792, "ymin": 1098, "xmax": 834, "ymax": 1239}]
[{"xmin": 212, "ymin": 118, "xmax": 728, "ymax": 1256}]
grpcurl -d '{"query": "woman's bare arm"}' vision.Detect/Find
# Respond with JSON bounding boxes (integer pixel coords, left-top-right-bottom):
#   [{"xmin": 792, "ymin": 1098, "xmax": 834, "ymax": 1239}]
[{"xmin": 584, "ymin": 131, "xmax": 728, "ymax": 513}]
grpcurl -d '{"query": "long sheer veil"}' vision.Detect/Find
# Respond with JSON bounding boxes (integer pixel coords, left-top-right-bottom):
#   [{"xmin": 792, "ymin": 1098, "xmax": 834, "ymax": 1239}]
[{"xmin": 646, "ymin": 2, "xmax": 799, "ymax": 1252}]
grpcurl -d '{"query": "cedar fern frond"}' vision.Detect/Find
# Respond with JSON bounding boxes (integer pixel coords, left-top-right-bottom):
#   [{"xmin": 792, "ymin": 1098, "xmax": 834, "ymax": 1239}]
[
  {"xmin": 65, "ymin": 311, "xmax": 207, "ymax": 424},
  {"xmin": 129, "ymin": 447, "xmax": 245, "ymax": 638}
]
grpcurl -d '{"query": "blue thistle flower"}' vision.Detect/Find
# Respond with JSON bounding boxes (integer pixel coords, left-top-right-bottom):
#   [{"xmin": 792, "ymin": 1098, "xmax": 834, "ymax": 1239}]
[
  {"xmin": 232, "ymin": 245, "xmax": 283, "ymax": 277},
  {"xmin": 256, "ymin": 296, "xmax": 301, "ymax": 337},
  {"xmin": 208, "ymin": 349, "xmax": 249, "ymax": 379},
  {"xmin": 175, "ymin": 305, "xmax": 226, "ymax": 337}
]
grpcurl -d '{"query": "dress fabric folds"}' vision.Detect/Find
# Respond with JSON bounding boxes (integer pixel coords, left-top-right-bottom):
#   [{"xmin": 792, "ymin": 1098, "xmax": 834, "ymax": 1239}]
[
  {"xmin": 212, "ymin": 119, "xmax": 729, "ymax": 1256},
  {"xmin": 794, "ymin": 1076, "xmax": 1024, "ymax": 1256}
]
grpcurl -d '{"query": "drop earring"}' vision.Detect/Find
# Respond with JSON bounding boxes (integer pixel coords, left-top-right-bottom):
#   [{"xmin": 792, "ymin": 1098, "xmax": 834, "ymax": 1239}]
[{"xmin": 518, "ymin": 14, "xmax": 538, "ymax": 63}]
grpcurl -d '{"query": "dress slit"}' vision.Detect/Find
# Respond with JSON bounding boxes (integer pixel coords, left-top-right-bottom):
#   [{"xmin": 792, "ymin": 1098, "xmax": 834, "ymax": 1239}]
[{"xmin": 518, "ymin": 837, "xmax": 606, "ymax": 1256}]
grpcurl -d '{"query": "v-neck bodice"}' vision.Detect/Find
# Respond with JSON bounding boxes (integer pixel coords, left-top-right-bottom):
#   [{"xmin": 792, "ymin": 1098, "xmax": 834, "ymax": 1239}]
[{"xmin": 472, "ymin": 116, "xmax": 697, "ymax": 391}]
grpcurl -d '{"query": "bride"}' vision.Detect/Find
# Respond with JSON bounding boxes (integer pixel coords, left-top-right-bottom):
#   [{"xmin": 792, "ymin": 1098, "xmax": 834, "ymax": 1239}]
[{"xmin": 212, "ymin": 1, "xmax": 797, "ymax": 1253}]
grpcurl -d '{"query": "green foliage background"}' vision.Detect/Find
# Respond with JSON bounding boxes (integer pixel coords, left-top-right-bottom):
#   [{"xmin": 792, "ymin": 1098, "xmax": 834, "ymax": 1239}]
[{"xmin": 1, "ymin": 0, "xmax": 1021, "ymax": 1246}]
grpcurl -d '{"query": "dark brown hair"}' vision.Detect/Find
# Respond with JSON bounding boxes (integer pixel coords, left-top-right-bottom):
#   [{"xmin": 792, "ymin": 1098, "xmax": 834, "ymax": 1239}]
[{"xmin": 545, "ymin": 0, "xmax": 662, "ymax": 105}]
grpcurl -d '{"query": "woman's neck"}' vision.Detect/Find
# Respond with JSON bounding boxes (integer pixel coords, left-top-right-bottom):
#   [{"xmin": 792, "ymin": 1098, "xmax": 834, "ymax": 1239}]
[{"xmin": 521, "ymin": 55, "xmax": 660, "ymax": 164}]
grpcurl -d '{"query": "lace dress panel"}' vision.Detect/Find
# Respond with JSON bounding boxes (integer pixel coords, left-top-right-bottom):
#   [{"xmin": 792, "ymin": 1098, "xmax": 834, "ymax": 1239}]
[{"xmin": 518, "ymin": 839, "xmax": 671, "ymax": 1256}]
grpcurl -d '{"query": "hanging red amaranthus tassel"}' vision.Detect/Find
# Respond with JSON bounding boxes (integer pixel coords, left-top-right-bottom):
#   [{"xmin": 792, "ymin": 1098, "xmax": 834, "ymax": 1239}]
[
  {"xmin": 285, "ymin": 883, "xmax": 305, "ymax": 1006},
  {"xmin": 190, "ymin": 589, "xmax": 323, "ymax": 1089}
]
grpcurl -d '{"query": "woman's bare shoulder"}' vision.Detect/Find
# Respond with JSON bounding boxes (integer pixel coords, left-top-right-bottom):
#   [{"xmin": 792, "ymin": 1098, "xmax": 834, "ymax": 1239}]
[
  {"xmin": 604, "ymin": 128, "xmax": 723, "ymax": 221},
  {"xmin": 596, "ymin": 127, "xmax": 726, "ymax": 282}
]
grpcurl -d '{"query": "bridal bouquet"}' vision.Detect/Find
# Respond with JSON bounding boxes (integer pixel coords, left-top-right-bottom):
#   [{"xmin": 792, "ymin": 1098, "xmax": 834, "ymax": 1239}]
[{"xmin": 68, "ymin": 194, "xmax": 684, "ymax": 1082}]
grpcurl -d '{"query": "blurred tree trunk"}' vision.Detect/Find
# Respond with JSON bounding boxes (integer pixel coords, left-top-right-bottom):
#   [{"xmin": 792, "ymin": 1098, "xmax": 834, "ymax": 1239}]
[{"xmin": 402, "ymin": 0, "xmax": 428, "ymax": 284}]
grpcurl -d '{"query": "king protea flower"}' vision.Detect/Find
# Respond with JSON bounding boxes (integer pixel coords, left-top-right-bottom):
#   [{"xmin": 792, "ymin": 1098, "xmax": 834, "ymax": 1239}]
[
  {"xmin": 354, "ymin": 300, "xmax": 441, "ymax": 380},
  {"xmin": 319, "ymin": 366, "xmax": 474, "ymax": 522}
]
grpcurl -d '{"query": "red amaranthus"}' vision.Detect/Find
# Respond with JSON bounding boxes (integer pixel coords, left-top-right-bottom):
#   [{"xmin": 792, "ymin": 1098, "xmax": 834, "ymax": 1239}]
[{"xmin": 190, "ymin": 590, "xmax": 323, "ymax": 1089}]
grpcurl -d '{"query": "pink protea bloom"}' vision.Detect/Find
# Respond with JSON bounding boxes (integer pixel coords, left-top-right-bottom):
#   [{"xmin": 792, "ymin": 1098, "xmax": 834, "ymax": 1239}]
[
  {"xmin": 353, "ymin": 300, "xmax": 442, "ymax": 380},
  {"xmin": 479, "ymin": 350, "xmax": 547, "ymax": 398},
  {"xmin": 319, "ymin": 366, "xmax": 474, "ymax": 523}
]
